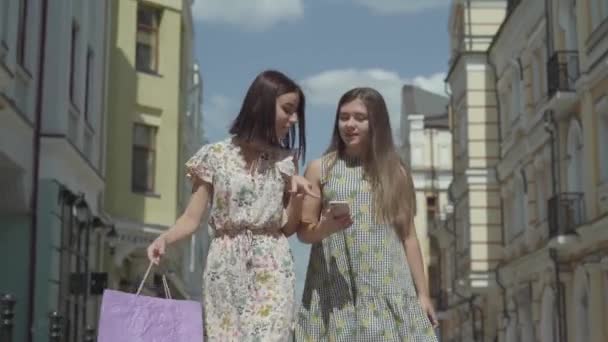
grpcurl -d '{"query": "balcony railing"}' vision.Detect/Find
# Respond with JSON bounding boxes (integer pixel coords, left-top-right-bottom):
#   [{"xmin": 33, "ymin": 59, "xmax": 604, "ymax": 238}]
[
  {"xmin": 547, "ymin": 51, "xmax": 580, "ymax": 98},
  {"xmin": 507, "ymin": 0, "xmax": 522, "ymax": 14},
  {"xmin": 548, "ymin": 192, "xmax": 585, "ymax": 239}
]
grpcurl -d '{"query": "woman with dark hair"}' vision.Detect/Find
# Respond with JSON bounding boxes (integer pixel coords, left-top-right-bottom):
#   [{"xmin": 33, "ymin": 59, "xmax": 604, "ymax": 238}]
[
  {"xmin": 146, "ymin": 70, "xmax": 317, "ymax": 341},
  {"xmin": 295, "ymin": 87, "xmax": 438, "ymax": 341}
]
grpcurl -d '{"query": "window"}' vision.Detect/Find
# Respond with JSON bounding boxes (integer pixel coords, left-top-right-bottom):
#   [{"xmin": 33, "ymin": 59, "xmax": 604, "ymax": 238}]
[
  {"xmin": 16, "ymin": 0, "xmax": 29, "ymax": 67},
  {"xmin": 84, "ymin": 49, "xmax": 94, "ymax": 125},
  {"xmin": 536, "ymin": 169, "xmax": 547, "ymax": 222},
  {"xmin": 596, "ymin": 97, "xmax": 608, "ymax": 183},
  {"xmin": 412, "ymin": 144, "xmax": 423, "ymax": 166},
  {"xmin": 511, "ymin": 65, "xmax": 524, "ymax": 122},
  {"xmin": 426, "ymin": 195, "xmax": 438, "ymax": 227},
  {"xmin": 439, "ymin": 143, "xmax": 450, "ymax": 168},
  {"xmin": 136, "ymin": 4, "xmax": 161, "ymax": 73},
  {"xmin": 1, "ymin": 0, "xmax": 9, "ymax": 46},
  {"xmin": 506, "ymin": 174, "xmax": 527, "ymax": 240},
  {"xmin": 504, "ymin": 195, "xmax": 512, "ymax": 240},
  {"xmin": 459, "ymin": 115, "xmax": 467, "ymax": 154},
  {"xmin": 132, "ymin": 124, "xmax": 158, "ymax": 193},
  {"xmin": 500, "ymin": 92, "xmax": 510, "ymax": 138},
  {"xmin": 532, "ymin": 52, "xmax": 542, "ymax": 106},
  {"xmin": 519, "ymin": 170, "xmax": 528, "ymax": 231},
  {"xmin": 69, "ymin": 22, "xmax": 79, "ymax": 108},
  {"xmin": 512, "ymin": 172, "xmax": 528, "ymax": 237},
  {"xmin": 566, "ymin": 119, "xmax": 584, "ymax": 193}
]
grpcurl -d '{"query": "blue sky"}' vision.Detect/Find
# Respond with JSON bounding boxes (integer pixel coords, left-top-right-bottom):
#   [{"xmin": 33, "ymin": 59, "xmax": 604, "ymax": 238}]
[{"xmin": 192, "ymin": 0, "xmax": 450, "ymax": 300}]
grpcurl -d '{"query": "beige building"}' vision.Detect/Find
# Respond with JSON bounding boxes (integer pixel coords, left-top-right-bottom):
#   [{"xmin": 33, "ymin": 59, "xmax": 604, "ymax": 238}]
[{"xmin": 438, "ymin": 0, "xmax": 608, "ymax": 341}]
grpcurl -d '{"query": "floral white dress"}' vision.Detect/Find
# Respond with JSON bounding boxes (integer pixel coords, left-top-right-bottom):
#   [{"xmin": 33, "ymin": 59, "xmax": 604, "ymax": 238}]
[{"xmin": 185, "ymin": 137, "xmax": 296, "ymax": 342}]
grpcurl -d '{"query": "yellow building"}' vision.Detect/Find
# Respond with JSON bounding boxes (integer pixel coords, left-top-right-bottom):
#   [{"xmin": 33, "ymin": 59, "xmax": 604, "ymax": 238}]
[
  {"xmin": 103, "ymin": 0, "xmax": 198, "ymax": 299},
  {"xmin": 439, "ymin": 0, "xmax": 608, "ymax": 341}
]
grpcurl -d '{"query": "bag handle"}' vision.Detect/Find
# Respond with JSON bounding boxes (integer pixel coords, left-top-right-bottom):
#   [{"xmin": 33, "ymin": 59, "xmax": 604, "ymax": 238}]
[{"xmin": 135, "ymin": 262, "xmax": 173, "ymax": 299}]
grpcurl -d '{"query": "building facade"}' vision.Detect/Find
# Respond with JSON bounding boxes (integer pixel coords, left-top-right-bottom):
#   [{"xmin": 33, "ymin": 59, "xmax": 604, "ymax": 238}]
[
  {"xmin": 439, "ymin": 0, "xmax": 608, "ymax": 341},
  {"xmin": 440, "ymin": 1, "xmax": 507, "ymax": 341},
  {"xmin": 103, "ymin": 0, "xmax": 201, "ymax": 301},
  {"xmin": 0, "ymin": 0, "xmax": 113, "ymax": 341},
  {"xmin": 401, "ymin": 85, "xmax": 453, "ymax": 314},
  {"xmin": 179, "ymin": 60, "xmax": 209, "ymax": 301}
]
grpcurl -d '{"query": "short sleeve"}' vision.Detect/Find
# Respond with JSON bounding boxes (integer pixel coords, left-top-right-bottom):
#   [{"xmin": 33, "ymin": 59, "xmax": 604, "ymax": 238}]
[{"xmin": 185, "ymin": 144, "xmax": 214, "ymax": 184}]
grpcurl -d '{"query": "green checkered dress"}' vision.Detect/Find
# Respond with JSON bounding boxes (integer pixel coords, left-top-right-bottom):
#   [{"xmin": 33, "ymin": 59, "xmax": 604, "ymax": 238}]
[{"xmin": 295, "ymin": 155, "xmax": 438, "ymax": 342}]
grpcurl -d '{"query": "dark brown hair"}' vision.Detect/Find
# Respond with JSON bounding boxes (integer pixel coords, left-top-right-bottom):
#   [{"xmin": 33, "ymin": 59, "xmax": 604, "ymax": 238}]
[
  {"xmin": 326, "ymin": 87, "xmax": 416, "ymax": 236},
  {"xmin": 229, "ymin": 70, "xmax": 306, "ymax": 160}
]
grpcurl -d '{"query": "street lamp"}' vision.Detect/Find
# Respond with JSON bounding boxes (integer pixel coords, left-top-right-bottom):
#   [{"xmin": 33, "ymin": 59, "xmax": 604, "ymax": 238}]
[
  {"xmin": 548, "ymin": 230, "xmax": 581, "ymax": 250},
  {"xmin": 106, "ymin": 224, "xmax": 118, "ymax": 255},
  {"xmin": 73, "ymin": 194, "xmax": 92, "ymax": 227}
]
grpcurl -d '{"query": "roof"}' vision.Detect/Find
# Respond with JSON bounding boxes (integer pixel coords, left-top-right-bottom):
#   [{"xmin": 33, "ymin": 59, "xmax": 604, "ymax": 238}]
[{"xmin": 401, "ymin": 84, "xmax": 449, "ymax": 117}]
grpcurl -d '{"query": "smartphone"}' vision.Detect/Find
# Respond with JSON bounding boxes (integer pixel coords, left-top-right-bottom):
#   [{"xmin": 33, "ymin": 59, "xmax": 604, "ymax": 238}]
[{"xmin": 328, "ymin": 200, "xmax": 350, "ymax": 217}]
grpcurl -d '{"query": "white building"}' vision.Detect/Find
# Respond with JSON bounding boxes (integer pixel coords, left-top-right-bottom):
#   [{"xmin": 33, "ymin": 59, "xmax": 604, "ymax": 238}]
[
  {"xmin": 400, "ymin": 84, "xmax": 452, "ymax": 312},
  {"xmin": 0, "ymin": 0, "xmax": 112, "ymax": 341}
]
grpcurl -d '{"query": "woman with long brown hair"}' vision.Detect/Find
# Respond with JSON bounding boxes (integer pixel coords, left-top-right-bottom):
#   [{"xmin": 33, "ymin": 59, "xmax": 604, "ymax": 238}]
[
  {"xmin": 295, "ymin": 87, "xmax": 438, "ymax": 341},
  {"xmin": 146, "ymin": 70, "xmax": 317, "ymax": 341}
]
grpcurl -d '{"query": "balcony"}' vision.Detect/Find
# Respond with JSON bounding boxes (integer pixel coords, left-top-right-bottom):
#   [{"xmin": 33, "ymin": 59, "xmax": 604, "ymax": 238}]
[
  {"xmin": 547, "ymin": 51, "xmax": 580, "ymax": 98},
  {"xmin": 547, "ymin": 192, "xmax": 585, "ymax": 240}
]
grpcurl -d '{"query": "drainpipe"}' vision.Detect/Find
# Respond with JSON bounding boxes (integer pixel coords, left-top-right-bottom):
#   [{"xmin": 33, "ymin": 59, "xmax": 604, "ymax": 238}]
[
  {"xmin": 549, "ymin": 248, "xmax": 567, "ymax": 342},
  {"xmin": 544, "ymin": 110, "xmax": 559, "ymax": 196},
  {"xmin": 27, "ymin": 0, "xmax": 48, "ymax": 340}
]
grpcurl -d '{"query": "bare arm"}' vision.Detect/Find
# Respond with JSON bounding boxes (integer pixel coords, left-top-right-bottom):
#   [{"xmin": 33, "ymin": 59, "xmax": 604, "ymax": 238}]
[
  {"xmin": 402, "ymin": 222, "xmax": 429, "ymax": 298},
  {"xmin": 297, "ymin": 159, "xmax": 352, "ymax": 243},
  {"xmin": 282, "ymin": 159, "xmax": 305, "ymax": 237},
  {"xmin": 161, "ymin": 179, "xmax": 212, "ymax": 245}
]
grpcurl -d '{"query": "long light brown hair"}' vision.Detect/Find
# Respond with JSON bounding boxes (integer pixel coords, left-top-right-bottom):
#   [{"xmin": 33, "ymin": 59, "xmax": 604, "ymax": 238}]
[{"xmin": 326, "ymin": 87, "xmax": 416, "ymax": 236}]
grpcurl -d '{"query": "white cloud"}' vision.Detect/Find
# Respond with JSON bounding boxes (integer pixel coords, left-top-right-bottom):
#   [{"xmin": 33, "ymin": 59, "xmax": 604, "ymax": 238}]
[
  {"xmin": 192, "ymin": 0, "xmax": 304, "ymax": 31},
  {"xmin": 202, "ymin": 70, "xmax": 446, "ymax": 144},
  {"xmin": 352, "ymin": 0, "xmax": 449, "ymax": 14},
  {"xmin": 300, "ymin": 68, "xmax": 446, "ymax": 136},
  {"xmin": 411, "ymin": 72, "xmax": 447, "ymax": 95}
]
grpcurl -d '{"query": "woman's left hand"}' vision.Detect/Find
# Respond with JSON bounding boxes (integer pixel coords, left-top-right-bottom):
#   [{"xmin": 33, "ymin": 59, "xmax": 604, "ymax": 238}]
[
  {"xmin": 289, "ymin": 175, "xmax": 320, "ymax": 198},
  {"xmin": 419, "ymin": 295, "xmax": 439, "ymax": 328}
]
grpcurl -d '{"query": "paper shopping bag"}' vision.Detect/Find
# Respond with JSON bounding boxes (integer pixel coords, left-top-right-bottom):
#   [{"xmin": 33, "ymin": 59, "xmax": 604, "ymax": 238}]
[{"xmin": 97, "ymin": 263, "xmax": 203, "ymax": 342}]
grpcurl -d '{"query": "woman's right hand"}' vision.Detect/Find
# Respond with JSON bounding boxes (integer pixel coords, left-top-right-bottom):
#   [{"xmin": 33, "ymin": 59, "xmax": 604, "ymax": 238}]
[
  {"xmin": 147, "ymin": 235, "xmax": 167, "ymax": 265},
  {"xmin": 318, "ymin": 207, "xmax": 353, "ymax": 233}
]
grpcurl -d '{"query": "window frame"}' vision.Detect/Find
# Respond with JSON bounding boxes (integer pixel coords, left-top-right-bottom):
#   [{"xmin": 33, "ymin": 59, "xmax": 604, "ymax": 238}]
[
  {"xmin": 595, "ymin": 97, "xmax": 608, "ymax": 184},
  {"xmin": 84, "ymin": 48, "xmax": 94, "ymax": 127},
  {"xmin": 69, "ymin": 21, "xmax": 80, "ymax": 110},
  {"xmin": 16, "ymin": 0, "xmax": 29, "ymax": 68},
  {"xmin": 135, "ymin": 4, "xmax": 161, "ymax": 74},
  {"xmin": 131, "ymin": 123, "xmax": 158, "ymax": 194}
]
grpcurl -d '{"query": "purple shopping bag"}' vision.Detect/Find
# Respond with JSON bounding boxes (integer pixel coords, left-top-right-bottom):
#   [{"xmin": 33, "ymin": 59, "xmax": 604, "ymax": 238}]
[{"xmin": 97, "ymin": 263, "xmax": 203, "ymax": 342}]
